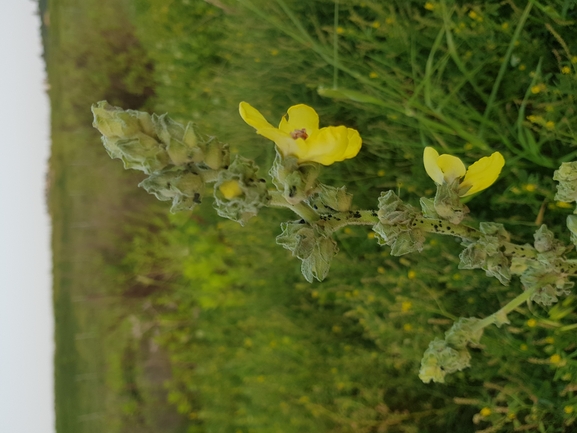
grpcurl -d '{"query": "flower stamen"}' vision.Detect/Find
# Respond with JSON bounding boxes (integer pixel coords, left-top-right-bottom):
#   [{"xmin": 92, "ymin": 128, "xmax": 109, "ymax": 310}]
[{"xmin": 290, "ymin": 128, "xmax": 308, "ymax": 140}]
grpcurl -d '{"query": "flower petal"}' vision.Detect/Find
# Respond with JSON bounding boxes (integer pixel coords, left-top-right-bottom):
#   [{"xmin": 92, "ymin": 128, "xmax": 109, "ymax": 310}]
[
  {"xmin": 459, "ymin": 151, "xmax": 505, "ymax": 196},
  {"xmin": 278, "ymin": 104, "xmax": 319, "ymax": 135},
  {"xmin": 342, "ymin": 128, "xmax": 362, "ymax": 159},
  {"xmin": 437, "ymin": 154, "xmax": 466, "ymax": 182},
  {"xmin": 423, "ymin": 147, "xmax": 444, "ymax": 184},
  {"xmin": 239, "ymin": 101, "xmax": 291, "ymax": 143},
  {"xmin": 301, "ymin": 126, "xmax": 349, "ymax": 165},
  {"xmin": 219, "ymin": 180, "xmax": 243, "ymax": 200}
]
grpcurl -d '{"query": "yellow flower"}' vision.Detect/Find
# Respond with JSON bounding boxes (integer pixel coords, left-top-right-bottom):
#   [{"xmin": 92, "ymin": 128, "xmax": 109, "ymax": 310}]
[
  {"xmin": 219, "ymin": 180, "xmax": 243, "ymax": 199},
  {"xmin": 423, "ymin": 147, "xmax": 505, "ymax": 197},
  {"xmin": 239, "ymin": 102, "xmax": 362, "ymax": 165},
  {"xmin": 480, "ymin": 407, "xmax": 492, "ymax": 417}
]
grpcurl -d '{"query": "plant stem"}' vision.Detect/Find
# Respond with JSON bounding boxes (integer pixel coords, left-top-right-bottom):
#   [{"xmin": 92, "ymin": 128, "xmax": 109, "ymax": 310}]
[
  {"xmin": 471, "ymin": 285, "xmax": 538, "ymax": 333},
  {"xmin": 268, "ymin": 191, "xmax": 319, "ymax": 223}
]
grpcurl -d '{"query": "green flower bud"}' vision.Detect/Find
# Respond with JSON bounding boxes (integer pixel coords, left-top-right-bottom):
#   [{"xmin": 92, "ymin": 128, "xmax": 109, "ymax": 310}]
[
  {"xmin": 139, "ymin": 167, "xmax": 204, "ymax": 213},
  {"xmin": 445, "ymin": 318, "xmax": 483, "ymax": 348},
  {"xmin": 420, "ymin": 197, "xmax": 439, "ymax": 218},
  {"xmin": 520, "ymin": 262, "xmax": 574, "ymax": 306},
  {"xmin": 459, "ymin": 236, "xmax": 511, "ymax": 285},
  {"xmin": 103, "ymin": 135, "xmax": 169, "ymax": 174},
  {"xmin": 270, "ymin": 154, "xmax": 320, "ymax": 205},
  {"xmin": 434, "ymin": 180, "xmax": 469, "ymax": 224},
  {"xmin": 554, "ymin": 161, "xmax": 577, "ymax": 203},
  {"xmin": 373, "ymin": 191, "xmax": 425, "ymax": 256},
  {"xmin": 308, "ymin": 185, "xmax": 353, "ymax": 213},
  {"xmin": 203, "ymin": 138, "xmax": 230, "ymax": 170},
  {"xmin": 419, "ymin": 339, "xmax": 471, "ymax": 384},
  {"xmin": 567, "ymin": 215, "xmax": 577, "ymax": 246},
  {"xmin": 213, "ymin": 156, "xmax": 269, "ymax": 226},
  {"xmin": 276, "ymin": 222, "xmax": 338, "ymax": 283},
  {"xmin": 92, "ymin": 100, "xmax": 150, "ymax": 138}
]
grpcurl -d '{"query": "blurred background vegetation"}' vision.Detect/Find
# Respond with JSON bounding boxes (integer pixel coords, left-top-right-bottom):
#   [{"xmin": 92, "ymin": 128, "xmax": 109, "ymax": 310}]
[{"xmin": 44, "ymin": 0, "xmax": 577, "ymax": 431}]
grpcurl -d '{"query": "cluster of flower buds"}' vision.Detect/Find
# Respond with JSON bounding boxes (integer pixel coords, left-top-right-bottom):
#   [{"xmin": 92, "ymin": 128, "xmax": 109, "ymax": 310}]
[
  {"xmin": 92, "ymin": 101, "xmax": 230, "ymax": 213},
  {"xmin": 419, "ymin": 318, "xmax": 483, "ymax": 383}
]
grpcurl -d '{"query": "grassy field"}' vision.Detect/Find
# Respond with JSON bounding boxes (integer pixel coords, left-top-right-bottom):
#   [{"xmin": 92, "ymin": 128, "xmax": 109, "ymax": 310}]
[
  {"xmin": 47, "ymin": 0, "xmax": 577, "ymax": 432},
  {"xmin": 46, "ymin": 0, "xmax": 187, "ymax": 431}
]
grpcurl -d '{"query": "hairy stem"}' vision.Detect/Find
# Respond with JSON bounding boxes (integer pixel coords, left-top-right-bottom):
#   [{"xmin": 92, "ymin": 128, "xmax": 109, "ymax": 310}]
[
  {"xmin": 471, "ymin": 285, "xmax": 539, "ymax": 333},
  {"xmin": 269, "ymin": 191, "xmax": 319, "ymax": 222}
]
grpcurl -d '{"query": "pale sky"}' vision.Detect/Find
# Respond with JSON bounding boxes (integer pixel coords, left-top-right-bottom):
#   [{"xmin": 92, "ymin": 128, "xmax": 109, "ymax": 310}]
[{"xmin": 0, "ymin": 1, "xmax": 54, "ymax": 433}]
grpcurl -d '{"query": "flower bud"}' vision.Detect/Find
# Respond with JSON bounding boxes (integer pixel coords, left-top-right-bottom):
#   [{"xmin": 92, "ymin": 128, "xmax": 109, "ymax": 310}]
[
  {"xmin": 554, "ymin": 161, "xmax": 577, "ymax": 203},
  {"xmin": 269, "ymin": 155, "xmax": 320, "ymax": 205},
  {"xmin": 213, "ymin": 156, "xmax": 270, "ymax": 226},
  {"xmin": 276, "ymin": 222, "xmax": 338, "ymax": 283},
  {"xmin": 373, "ymin": 191, "xmax": 425, "ymax": 256},
  {"xmin": 139, "ymin": 167, "xmax": 204, "ymax": 213}
]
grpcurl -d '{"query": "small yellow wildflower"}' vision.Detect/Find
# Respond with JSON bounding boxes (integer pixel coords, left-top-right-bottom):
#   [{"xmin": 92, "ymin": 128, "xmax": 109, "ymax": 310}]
[
  {"xmin": 369, "ymin": 71, "xmax": 379, "ymax": 79},
  {"xmin": 562, "ymin": 66, "xmax": 571, "ymax": 74},
  {"xmin": 545, "ymin": 121, "xmax": 555, "ymax": 130},
  {"xmin": 332, "ymin": 325, "xmax": 342, "ymax": 333},
  {"xmin": 550, "ymin": 354, "xmax": 562, "ymax": 365},
  {"xmin": 377, "ymin": 266, "xmax": 385, "ymax": 274},
  {"xmin": 520, "ymin": 343, "xmax": 528, "ymax": 351},
  {"xmin": 377, "ymin": 169, "xmax": 385, "ymax": 177},
  {"xmin": 468, "ymin": 10, "xmax": 478, "ymax": 20},
  {"xmin": 336, "ymin": 27, "xmax": 344, "ymax": 34},
  {"xmin": 257, "ymin": 375, "xmax": 265, "ymax": 383},
  {"xmin": 401, "ymin": 301, "xmax": 412, "ymax": 312},
  {"xmin": 501, "ymin": 22, "xmax": 509, "ymax": 30},
  {"xmin": 239, "ymin": 102, "xmax": 362, "ymax": 165},
  {"xmin": 343, "ymin": 227, "xmax": 352, "ymax": 235},
  {"xmin": 556, "ymin": 201, "xmax": 573, "ymax": 209},
  {"xmin": 372, "ymin": 21, "xmax": 380, "ymax": 28},
  {"xmin": 367, "ymin": 232, "xmax": 376, "ymax": 239},
  {"xmin": 572, "ymin": 56, "xmax": 577, "ymax": 64},
  {"xmin": 545, "ymin": 336, "xmax": 555, "ymax": 344},
  {"xmin": 423, "ymin": 147, "xmax": 505, "ymax": 197},
  {"xmin": 507, "ymin": 412, "xmax": 516, "ymax": 419},
  {"xmin": 527, "ymin": 114, "xmax": 543, "ymax": 124},
  {"xmin": 565, "ymin": 406, "xmax": 574, "ymax": 414},
  {"xmin": 424, "ymin": 2, "xmax": 435, "ymax": 10},
  {"xmin": 531, "ymin": 83, "xmax": 546, "ymax": 94},
  {"xmin": 523, "ymin": 184, "xmax": 537, "ymax": 192},
  {"xmin": 270, "ymin": 49, "xmax": 279, "ymax": 56},
  {"xmin": 519, "ymin": 64, "xmax": 526, "ymax": 71},
  {"xmin": 298, "ymin": 396, "xmax": 310, "ymax": 404},
  {"xmin": 403, "ymin": 323, "xmax": 413, "ymax": 331},
  {"xmin": 527, "ymin": 318, "xmax": 537, "ymax": 327},
  {"xmin": 407, "ymin": 270, "xmax": 417, "ymax": 280},
  {"xmin": 219, "ymin": 180, "xmax": 243, "ymax": 199},
  {"xmin": 480, "ymin": 407, "xmax": 492, "ymax": 417}
]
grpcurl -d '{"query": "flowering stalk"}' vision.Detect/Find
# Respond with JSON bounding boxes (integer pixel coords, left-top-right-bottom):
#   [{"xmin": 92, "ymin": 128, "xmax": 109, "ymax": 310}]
[{"xmin": 93, "ymin": 102, "xmax": 577, "ymax": 384}]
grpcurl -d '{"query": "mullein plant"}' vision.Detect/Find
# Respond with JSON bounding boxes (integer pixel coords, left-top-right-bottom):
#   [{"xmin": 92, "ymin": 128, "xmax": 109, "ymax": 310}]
[{"xmin": 92, "ymin": 100, "xmax": 577, "ymax": 383}]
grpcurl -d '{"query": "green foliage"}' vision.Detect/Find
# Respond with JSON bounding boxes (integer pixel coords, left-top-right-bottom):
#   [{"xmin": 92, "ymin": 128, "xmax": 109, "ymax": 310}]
[{"xmin": 62, "ymin": 0, "xmax": 577, "ymax": 431}]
